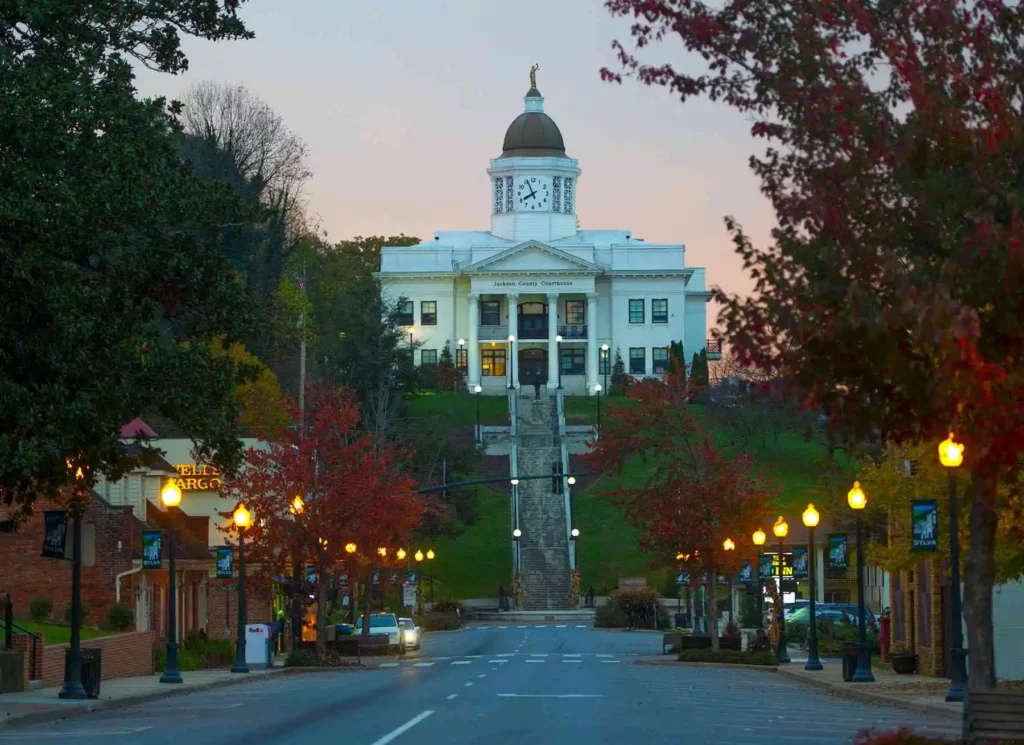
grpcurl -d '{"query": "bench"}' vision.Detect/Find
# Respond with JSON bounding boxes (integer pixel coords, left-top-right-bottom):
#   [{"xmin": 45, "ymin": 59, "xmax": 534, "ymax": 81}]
[
  {"xmin": 965, "ymin": 690, "xmax": 1024, "ymax": 743},
  {"xmin": 662, "ymin": 633, "xmax": 682, "ymax": 654}
]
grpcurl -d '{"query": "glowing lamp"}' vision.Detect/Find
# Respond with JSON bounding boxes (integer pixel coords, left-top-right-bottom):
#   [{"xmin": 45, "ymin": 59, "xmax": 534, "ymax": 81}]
[
  {"xmin": 233, "ymin": 504, "xmax": 251, "ymax": 529},
  {"xmin": 571, "ymin": 528, "xmax": 580, "ymax": 538},
  {"xmin": 291, "ymin": 495, "xmax": 304, "ymax": 514},
  {"xmin": 752, "ymin": 529, "xmax": 766, "ymax": 547},
  {"xmin": 567, "ymin": 476, "xmax": 576, "ymax": 485},
  {"xmin": 512, "ymin": 529, "xmax": 522, "ymax": 539},
  {"xmin": 377, "ymin": 547, "xmax": 387, "ymax": 557},
  {"xmin": 848, "ymin": 481, "xmax": 867, "ymax": 510},
  {"xmin": 161, "ymin": 481, "xmax": 182, "ymax": 508},
  {"xmin": 939, "ymin": 432, "xmax": 964, "ymax": 468},
  {"xmin": 772, "ymin": 516, "xmax": 789, "ymax": 539},
  {"xmin": 414, "ymin": 550, "xmax": 424, "ymax": 562},
  {"xmin": 723, "ymin": 538, "xmax": 736, "ymax": 551},
  {"xmin": 397, "ymin": 548, "xmax": 407, "ymax": 560},
  {"xmin": 426, "ymin": 549, "xmax": 435, "ymax": 560},
  {"xmin": 345, "ymin": 542, "xmax": 357, "ymax": 554},
  {"xmin": 802, "ymin": 503, "xmax": 820, "ymax": 528}
]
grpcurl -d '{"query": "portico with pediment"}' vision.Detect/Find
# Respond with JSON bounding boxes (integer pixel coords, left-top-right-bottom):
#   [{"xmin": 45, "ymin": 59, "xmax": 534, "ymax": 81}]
[{"xmin": 378, "ymin": 75, "xmax": 714, "ymax": 396}]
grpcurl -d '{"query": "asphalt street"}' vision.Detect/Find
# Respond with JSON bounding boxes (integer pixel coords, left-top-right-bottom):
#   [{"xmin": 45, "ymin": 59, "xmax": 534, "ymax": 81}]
[{"xmin": 0, "ymin": 625, "xmax": 957, "ymax": 745}]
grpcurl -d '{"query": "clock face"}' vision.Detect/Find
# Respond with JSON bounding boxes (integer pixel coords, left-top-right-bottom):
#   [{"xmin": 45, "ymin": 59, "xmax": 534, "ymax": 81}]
[{"xmin": 515, "ymin": 176, "xmax": 551, "ymax": 212}]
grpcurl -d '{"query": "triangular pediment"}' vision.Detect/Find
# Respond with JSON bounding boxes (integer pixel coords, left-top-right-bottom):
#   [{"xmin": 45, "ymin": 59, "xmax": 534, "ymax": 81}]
[{"xmin": 463, "ymin": 241, "xmax": 599, "ymax": 274}]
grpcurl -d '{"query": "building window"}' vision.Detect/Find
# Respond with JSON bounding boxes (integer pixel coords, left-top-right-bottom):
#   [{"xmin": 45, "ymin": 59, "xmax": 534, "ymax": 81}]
[
  {"xmin": 482, "ymin": 348, "xmax": 506, "ymax": 377},
  {"xmin": 599, "ymin": 347, "xmax": 610, "ymax": 375},
  {"xmin": 480, "ymin": 300, "xmax": 501, "ymax": 326},
  {"xmin": 505, "ymin": 177, "xmax": 514, "ymax": 210},
  {"xmin": 456, "ymin": 348, "xmax": 468, "ymax": 371},
  {"xmin": 420, "ymin": 349, "xmax": 438, "ymax": 366},
  {"xmin": 397, "ymin": 300, "xmax": 414, "ymax": 326},
  {"xmin": 421, "ymin": 300, "xmax": 437, "ymax": 326},
  {"xmin": 629, "ymin": 347, "xmax": 645, "ymax": 375},
  {"xmin": 552, "ymin": 176, "xmax": 562, "ymax": 212},
  {"xmin": 564, "ymin": 299, "xmax": 585, "ymax": 325},
  {"xmin": 628, "ymin": 299, "xmax": 645, "ymax": 324},
  {"xmin": 493, "ymin": 178, "xmax": 504, "ymax": 213},
  {"xmin": 560, "ymin": 347, "xmax": 586, "ymax": 375},
  {"xmin": 564, "ymin": 177, "xmax": 574, "ymax": 213},
  {"xmin": 652, "ymin": 298, "xmax": 668, "ymax": 324},
  {"xmin": 652, "ymin": 347, "xmax": 669, "ymax": 374}
]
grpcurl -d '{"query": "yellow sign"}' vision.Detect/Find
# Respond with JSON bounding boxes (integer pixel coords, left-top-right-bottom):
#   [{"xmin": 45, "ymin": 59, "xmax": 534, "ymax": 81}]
[
  {"xmin": 173, "ymin": 464, "xmax": 222, "ymax": 491},
  {"xmin": 771, "ymin": 553, "xmax": 794, "ymax": 577}
]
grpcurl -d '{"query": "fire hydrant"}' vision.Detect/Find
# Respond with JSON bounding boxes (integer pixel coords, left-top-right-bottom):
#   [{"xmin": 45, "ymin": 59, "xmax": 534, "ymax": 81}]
[{"xmin": 879, "ymin": 608, "xmax": 891, "ymax": 663}]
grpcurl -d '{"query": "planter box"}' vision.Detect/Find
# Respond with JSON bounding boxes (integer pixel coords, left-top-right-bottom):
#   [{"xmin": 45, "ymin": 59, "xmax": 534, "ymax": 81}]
[
  {"xmin": 891, "ymin": 653, "xmax": 918, "ymax": 675},
  {"xmin": 679, "ymin": 635, "xmax": 741, "ymax": 651},
  {"xmin": 0, "ymin": 650, "xmax": 24, "ymax": 694}
]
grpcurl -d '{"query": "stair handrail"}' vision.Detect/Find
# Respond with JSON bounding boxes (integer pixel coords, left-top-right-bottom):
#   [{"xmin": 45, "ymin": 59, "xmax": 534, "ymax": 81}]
[
  {"xmin": 8, "ymin": 620, "xmax": 41, "ymax": 682},
  {"xmin": 555, "ymin": 390, "xmax": 566, "ymax": 438},
  {"xmin": 508, "ymin": 389, "xmax": 518, "ymax": 439},
  {"xmin": 561, "ymin": 441, "xmax": 574, "ymax": 572}
]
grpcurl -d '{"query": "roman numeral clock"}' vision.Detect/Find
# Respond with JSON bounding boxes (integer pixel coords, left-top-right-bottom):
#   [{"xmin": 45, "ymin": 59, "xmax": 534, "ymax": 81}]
[{"xmin": 516, "ymin": 176, "xmax": 551, "ymax": 211}]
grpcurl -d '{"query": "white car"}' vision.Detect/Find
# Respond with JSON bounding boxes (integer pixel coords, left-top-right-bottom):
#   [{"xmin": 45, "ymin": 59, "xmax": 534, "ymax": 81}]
[
  {"xmin": 355, "ymin": 613, "xmax": 406, "ymax": 654},
  {"xmin": 399, "ymin": 617, "xmax": 421, "ymax": 650}
]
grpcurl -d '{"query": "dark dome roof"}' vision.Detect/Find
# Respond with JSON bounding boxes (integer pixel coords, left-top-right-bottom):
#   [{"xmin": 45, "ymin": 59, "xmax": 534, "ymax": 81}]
[{"xmin": 500, "ymin": 90, "xmax": 568, "ymax": 158}]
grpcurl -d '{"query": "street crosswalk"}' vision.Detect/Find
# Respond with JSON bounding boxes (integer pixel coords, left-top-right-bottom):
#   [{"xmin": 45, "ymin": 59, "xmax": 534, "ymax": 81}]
[
  {"xmin": 371, "ymin": 652, "xmax": 638, "ymax": 668},
  {"xmin": 465, "ymin": 624, "xmax": 590, "ymax": 629}
]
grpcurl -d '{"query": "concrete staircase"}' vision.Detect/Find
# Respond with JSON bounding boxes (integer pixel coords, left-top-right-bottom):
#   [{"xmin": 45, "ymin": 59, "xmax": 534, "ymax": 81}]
[{"xmin": 516, "ymin": 396, "xmax": 571, "ymax": 611}]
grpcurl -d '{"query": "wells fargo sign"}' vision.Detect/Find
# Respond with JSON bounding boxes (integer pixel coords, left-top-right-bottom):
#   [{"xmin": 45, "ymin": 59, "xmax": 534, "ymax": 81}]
[{"xmin": 173, "ymin": 464, "xmax": 222, "ymax": 491}]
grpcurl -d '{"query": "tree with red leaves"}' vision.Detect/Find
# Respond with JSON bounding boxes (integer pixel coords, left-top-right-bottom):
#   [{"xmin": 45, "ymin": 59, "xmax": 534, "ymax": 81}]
[
  {"xmin": 604, "ymin": 0, "xmax": 1024, "ymax": 688},
  {"xmin": 229, "ymin": 384, "xmax": 423, "ymax": 657},
  {"xmin": 586, "ymin": 372, "xmax": 771, "ymax": 648}
]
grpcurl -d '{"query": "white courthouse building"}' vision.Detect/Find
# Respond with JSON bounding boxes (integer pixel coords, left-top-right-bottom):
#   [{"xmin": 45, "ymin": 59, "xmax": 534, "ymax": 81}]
[{"xmin": 379, "ymin": 76, "xmax": 716, "ymax": 395}]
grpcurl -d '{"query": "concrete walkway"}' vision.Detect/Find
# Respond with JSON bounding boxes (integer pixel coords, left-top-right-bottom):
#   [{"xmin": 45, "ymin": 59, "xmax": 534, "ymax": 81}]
[{"xmin": 1, "ymin": 667, "xmax": 288, "ymax": 729}]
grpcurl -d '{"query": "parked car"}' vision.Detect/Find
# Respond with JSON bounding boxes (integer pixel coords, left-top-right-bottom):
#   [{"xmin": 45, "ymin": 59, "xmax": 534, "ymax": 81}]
[
  {"xmin": 787, "ymin": 603, "xmax": 876, "ymax": 626},
  {"xmin": 399, "ymin": 617, "xmax": 421, "ymax": 650},
  {"xmin": 783, "ymin": 600, "xmax": 811, "ymax": 618},
  {"xmin": 355, "ymin": 613, "xmax": 406, "ymax": 653}
]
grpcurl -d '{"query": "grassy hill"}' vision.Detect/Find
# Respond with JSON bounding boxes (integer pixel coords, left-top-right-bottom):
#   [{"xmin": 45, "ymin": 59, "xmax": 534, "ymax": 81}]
[{"xmin": 404, "ymin": 392, "xmax": 852, "ymax": 598}]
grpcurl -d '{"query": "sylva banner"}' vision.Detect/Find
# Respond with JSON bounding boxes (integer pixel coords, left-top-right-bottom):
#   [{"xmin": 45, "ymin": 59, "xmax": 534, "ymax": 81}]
[
  {"xmin": 792, "ymin": 547, "xmax": 809, "ymax": 580},
  {"xmin": 911, "ymin": 499, "xmax": 939, "ymax": 552},
  {"xmin": 41, "ymin": 511, "xmax": 69, "ymax": 559},
  {"xmin": 739, "ymin": 561, "xmax": 752, "ymax": 583},
  {"xmin": 216, "ymin": 546, "xmax": 234, "ymax": 578},
  {"xmin": 827, "ymin": 534, "xmax": 849, "ymax": 571},
  {"xmin": 142, "ymin": 531, "xmax": 162, "ymax": 569},
  {"xmin": 758, "ymin": 555, "xmax": 773, "ymax": 580}
]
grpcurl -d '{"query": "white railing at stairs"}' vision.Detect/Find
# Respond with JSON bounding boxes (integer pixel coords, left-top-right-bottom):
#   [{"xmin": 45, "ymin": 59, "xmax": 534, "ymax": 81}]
[
  {"xmin": 561, "ymin": 440, "xmax": 574, "ymax": 572},
  {"xmin": 555, "ymin": 390, "xmax": 566, "ymax": 438}
]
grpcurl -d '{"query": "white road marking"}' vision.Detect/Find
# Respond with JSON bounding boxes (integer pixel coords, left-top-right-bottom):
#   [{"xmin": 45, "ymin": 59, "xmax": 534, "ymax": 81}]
[
  {"xmin": 596, "ymin": 654, "xmax": 613, "ymax": 658},
  {"xmin": 525, "ymin": 659, "xmax": 544, "ymax": 663},
  {"xmin": 414, "ymin": 662, "xmax": 435, "ymax": 667},
  {"xmin": 575, "ymin": 624, "xmax": 587, "ymax": 628},
  {"xmin": 563, "ymin": 659, "xmax": 583, "ymax": 663},
  {"xmin": 447, "ymin": 694, "xmax": 458, "ymax": 700},
  {"xmin": 517, "ymin": 625, "xmax": 527, "ymax": 628},
  {"xmin": 530, "ymin": 653, "xmax": 548, "ymax": 657},
  {"xmin": 498, "ymin": 653, "xmax": 514, "ymax": 657},
  {"xmin": 563, "ymin": 653, "xmax": 581, "ymax": 657},
  {"xmin": 497, "ymin": 694, "xmax": 605, "ymax": 699},
  {"xmin": 498, "ymin": 625, "xmax": 508, "ymax": 629},
  {"xmin": 489, "ymin": 659, "xmax": 509, "ymax": 663},
  {"xmin": 465, "ymin": 655, "xmax": 482, "ymax": 658},
  {"xmin": 451, "ymin": 660, "xmax": 471, "ymax": 665},
  {"xmin": 369, "ymin": 710, "xmax": 434, "ymax": 745},
  {"xmin": 0, "ymin": 728, "xmax": 153, "ymax": 740},
  {"xmin": 556, "ymin": 624, "xmax": 567, "ymax": 628},
  {"xmin": 478, "ymin": 674, "xmax": 487, "ymax": 678},
  {"xmin": 601, "ymin": 660, "xmax": 620, "ymax": 663},
  {"xmin": 465, "ymin": 682, "xmax": 474, "ymax": 687},
  {"xmin": 379, "ymin": 662, "xmax": 400, "ymax": 668}
]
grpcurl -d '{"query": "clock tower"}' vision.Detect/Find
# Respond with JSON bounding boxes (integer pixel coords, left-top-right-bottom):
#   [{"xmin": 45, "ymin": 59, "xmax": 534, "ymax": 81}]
[{"xmin": 488, "ymin": 72, "xmax": 580, "ymax": 242}]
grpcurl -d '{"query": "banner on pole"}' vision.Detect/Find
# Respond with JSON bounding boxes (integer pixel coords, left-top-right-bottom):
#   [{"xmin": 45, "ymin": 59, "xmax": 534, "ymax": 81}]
[
  {"xmin": 739, "ymin": 561, "xmax": 752, "ymax": 583},
  {"xmin": 41, "ymin": 511, "xmax": 69, "ymax": 559},
  {"xmin": 216, "ymin": 546, "xmax": 233, "ymax": 578},
  {"xmin": 911, "ymin": 499, "xmax": 939, "ymax": 552},
  {"xmin": 792, "ymin": 547, "xmax": 809, "ymax": 580},
  {"xmin": 142, "ymin": 531, "xmax": 162, "ymax": 569},
  {"xmin": 758, "ymin": 555, "xmax": 772, "ymax": 580},
  {"xmin": 827, "ymin": 534, "xmax": 849, "ymax": 571},
  {"xmin": 675, "ymin": 570, "xmax": 690, "ymax": 587}
]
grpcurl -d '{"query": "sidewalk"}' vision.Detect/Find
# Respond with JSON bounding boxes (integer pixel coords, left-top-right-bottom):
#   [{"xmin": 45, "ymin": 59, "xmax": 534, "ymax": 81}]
[
  {"xmin": 774, "ymin": 661, "xmax": 962, "ymax": 720},
  {"xmin": 1, "ymin": 668, "xmax": 289, "ymax": 730}
]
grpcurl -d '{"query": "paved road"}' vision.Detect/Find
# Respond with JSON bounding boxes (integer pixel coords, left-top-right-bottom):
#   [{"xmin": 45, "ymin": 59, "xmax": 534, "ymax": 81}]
[{"xmin": 0, "ymin": 625, "xmax": 957, "ymax": 745}]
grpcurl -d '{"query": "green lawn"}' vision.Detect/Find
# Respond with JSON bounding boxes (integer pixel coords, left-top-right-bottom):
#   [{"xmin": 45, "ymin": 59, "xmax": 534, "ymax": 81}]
[
  {"xmin": 13, "ymin": 619, "xmax": 117, "ymax": 645},
  {"xmin": 406, "ymin": 391, "xmax": 508, "ymax": 426}
]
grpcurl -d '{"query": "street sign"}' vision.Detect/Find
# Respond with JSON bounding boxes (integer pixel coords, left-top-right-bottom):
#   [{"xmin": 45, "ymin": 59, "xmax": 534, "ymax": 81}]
[
  {"xmin": 911, "ymin": 499, "xmax": 939, "ymax": 552},
  {"xmin": 403, "ymin": 585, "xmax": 417, "ymax": 608},
  {"xmin": 142, "ymin": 531, "xmax": 162, "ymax": 569}
]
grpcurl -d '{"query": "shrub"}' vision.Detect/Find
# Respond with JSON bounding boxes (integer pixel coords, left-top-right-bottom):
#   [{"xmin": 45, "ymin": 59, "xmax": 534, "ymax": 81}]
[
  {"xmin": 182, "ymin": 632, "xmax": 234, "ymax": 668},
  {"xmin": 431, "ymin": 598, "xmax": 462, "ymax": 613},
  {"xmin": 678, "ymin": 648, "xmax": 777, "ymax": 666},
  {"xmin": 416, "ymin": 612, "xmax": 460, "ymax": 632},
  {"xmin": 739, "ymin": 596, "xmax": 760, "ymax": 628},
  {"xmin": 852, "ymin": 727, "xmax": 958, "ymax": 745},
  {"xmin": 107, "ymin": 601, "xmax": 134, "ymax": 631},
  {"xmin": 64, "ymin": 600, "xmax": 90, "ymax": 625},
  {"xmin": 29, "ymin": 597, "xmax": 53, "ymax": 623},
  {"xmin": 723, "ymin": 621, "xmax": 741, "ymax": 639},
  {"xmin": 285, "ymin": 648, "xmax": 318, "ymax": 668},
  {"xmin": 594, "ymin": 588, "xmax": 667, "ymax": 629}
]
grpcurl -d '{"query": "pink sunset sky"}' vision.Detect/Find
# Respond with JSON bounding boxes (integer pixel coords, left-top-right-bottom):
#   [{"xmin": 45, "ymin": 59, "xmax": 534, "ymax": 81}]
[{"xmin": 134, "ymin": 0, "xmax": 777, "ymax": 324}]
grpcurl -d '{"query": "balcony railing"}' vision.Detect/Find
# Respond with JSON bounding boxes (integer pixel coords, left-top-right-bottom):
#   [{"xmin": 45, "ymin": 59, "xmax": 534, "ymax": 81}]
[
  {"xmin": 706, "ymin": 339, "xmax": 723, "ymax": 359},
  {"xmin": 479, "ymin": 324, "xmax": 510, "ymax": 341},
  {"xmin": 518, "ymin": 326, "xmax": 549, "ymax": 340},
  {"xmin": 557, "ymin": 325, "xmax": 587, "ymax": 340}
]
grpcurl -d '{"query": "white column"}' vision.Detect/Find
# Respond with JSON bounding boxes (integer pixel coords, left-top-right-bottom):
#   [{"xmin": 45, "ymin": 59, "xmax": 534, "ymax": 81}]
[
  {"xmin": 586, "ymin": 293, "xmax": 599, "ymax": 393},
  {"xmin": 468, "ymin": 294, "xmax": 480, "ymax": 388},
  {"xmin": 547, "ymin": 293, "xmax": 559, "ymax": 389},
  {"xmin": 507, "ymin": 293, "xmax": 519, "ymax": 388},
  {"xmin": 816, "ymin": 546, "xmax": 826, "ymax": 603}
]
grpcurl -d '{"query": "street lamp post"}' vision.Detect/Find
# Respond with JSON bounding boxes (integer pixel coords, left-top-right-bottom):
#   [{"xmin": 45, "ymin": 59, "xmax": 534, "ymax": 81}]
[
  {"xmin": 571, "ymin": 527, "xmax": 580, "ymax": 571},
  {"xmin": 723, "ymin": 538, "xmax": 735, "ymax": 625},
  {"xmin": 513, "ymin": 529, "xmax": 521, "ymax": 575},
  {"xmin": 345, "ymin": 543, "xmax": 357, "ymax": 622},
  {"xmin": 847, "ymin": 481, "xmax": 875, "ymax": 682},
  {"xmin": 426, "ymin": 549, "xmax": 435, "ymax": 604},
  {"xmin": 556, "ymin": 334, "xmax": 563, "ymax": 389},
  {"xmin": 752, "ymin": 529, "xmax": 766, "ymax": 631},
  {"xmin": 802, "ymin": 504, "xmax": 823, "ymax": 671},
  {"xmin": 939, "ymin": 433, "xmax": 967, "ymax": 702},
  {"xmin": 601, "ymin": 343, "xmax": 609, "ymax": 394},
  {"xmin": 508, "ymin": 335, "xmax": 516, "ymax": 390},
  {"xmin": 594, "ymin": 383, "xmax": 602, "ymax": 430},
  {"xmin": 59, "ymin": 463, "xmax": 89, "ymax": 700},
  {"xmin": 473, "ymin": 384, "xmax": 483, "ymax": 443},
  {"xmin": 231, "ymin": 504, "xmax": 251, "ymax": 674},
  {"xmin": 772, "ymin": 516, "xmax": 791, "ymax": 663},
  {"xmin": 159, "ymin": 482, "xmax": 184, "ymax": 683}
]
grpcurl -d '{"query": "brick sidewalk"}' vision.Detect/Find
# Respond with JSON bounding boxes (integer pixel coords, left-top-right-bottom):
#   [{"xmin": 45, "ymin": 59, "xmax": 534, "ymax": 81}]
[{"xmin": 0, "ymin": 667, "xmax": 288, "ymax": 730}]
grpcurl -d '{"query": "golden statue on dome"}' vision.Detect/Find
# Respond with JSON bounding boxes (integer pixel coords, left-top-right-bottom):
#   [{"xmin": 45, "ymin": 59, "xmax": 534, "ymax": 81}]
[{"xmin": 530, "ymin": 63, "xmax": 539, "ymax": 89}]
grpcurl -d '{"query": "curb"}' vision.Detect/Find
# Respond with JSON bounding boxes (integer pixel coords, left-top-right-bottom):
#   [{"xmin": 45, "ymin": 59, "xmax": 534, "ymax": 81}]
[
  {"xmin": 0, "ymin": 668, "xmax": 325, "ymax": 732},
  {"xmin": 634, "ymin": 659, "xmax": 778, "ymax": 672},
  {"xmin": 774, "ymin": 667, "xmax": 962, "ymax": 721}
]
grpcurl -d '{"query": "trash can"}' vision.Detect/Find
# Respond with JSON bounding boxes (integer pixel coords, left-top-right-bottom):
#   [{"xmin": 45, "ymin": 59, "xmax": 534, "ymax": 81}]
[
  {"xmin": 65, "ymin": 648, "xmax": 102, "ymax": 699},
  {"xmin": 674, "ymin": 613, "xmax": 686, "ymax": 629},
  {"xmin": 841, "ymin": 646, "xmax": 859, "ymax": 682}
]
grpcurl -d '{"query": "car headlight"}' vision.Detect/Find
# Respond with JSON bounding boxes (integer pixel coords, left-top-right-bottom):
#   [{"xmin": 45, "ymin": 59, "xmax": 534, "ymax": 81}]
[{"xmin": 404, "ymin": 630, "xmax": 417, "ymax": 642}]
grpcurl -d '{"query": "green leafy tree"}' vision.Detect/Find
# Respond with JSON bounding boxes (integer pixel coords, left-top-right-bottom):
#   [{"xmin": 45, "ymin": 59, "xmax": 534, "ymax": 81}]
[
  {"xmin": 610, "ymin": 347, "xmax": 629, "ymax": 393},
  {"xmin": 669, "ymin": 341, "xmax": 686, "ymax": 374},
  {"xmin": 0, "ymin": 0, "xmax": 258, "ymax": 526}
]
